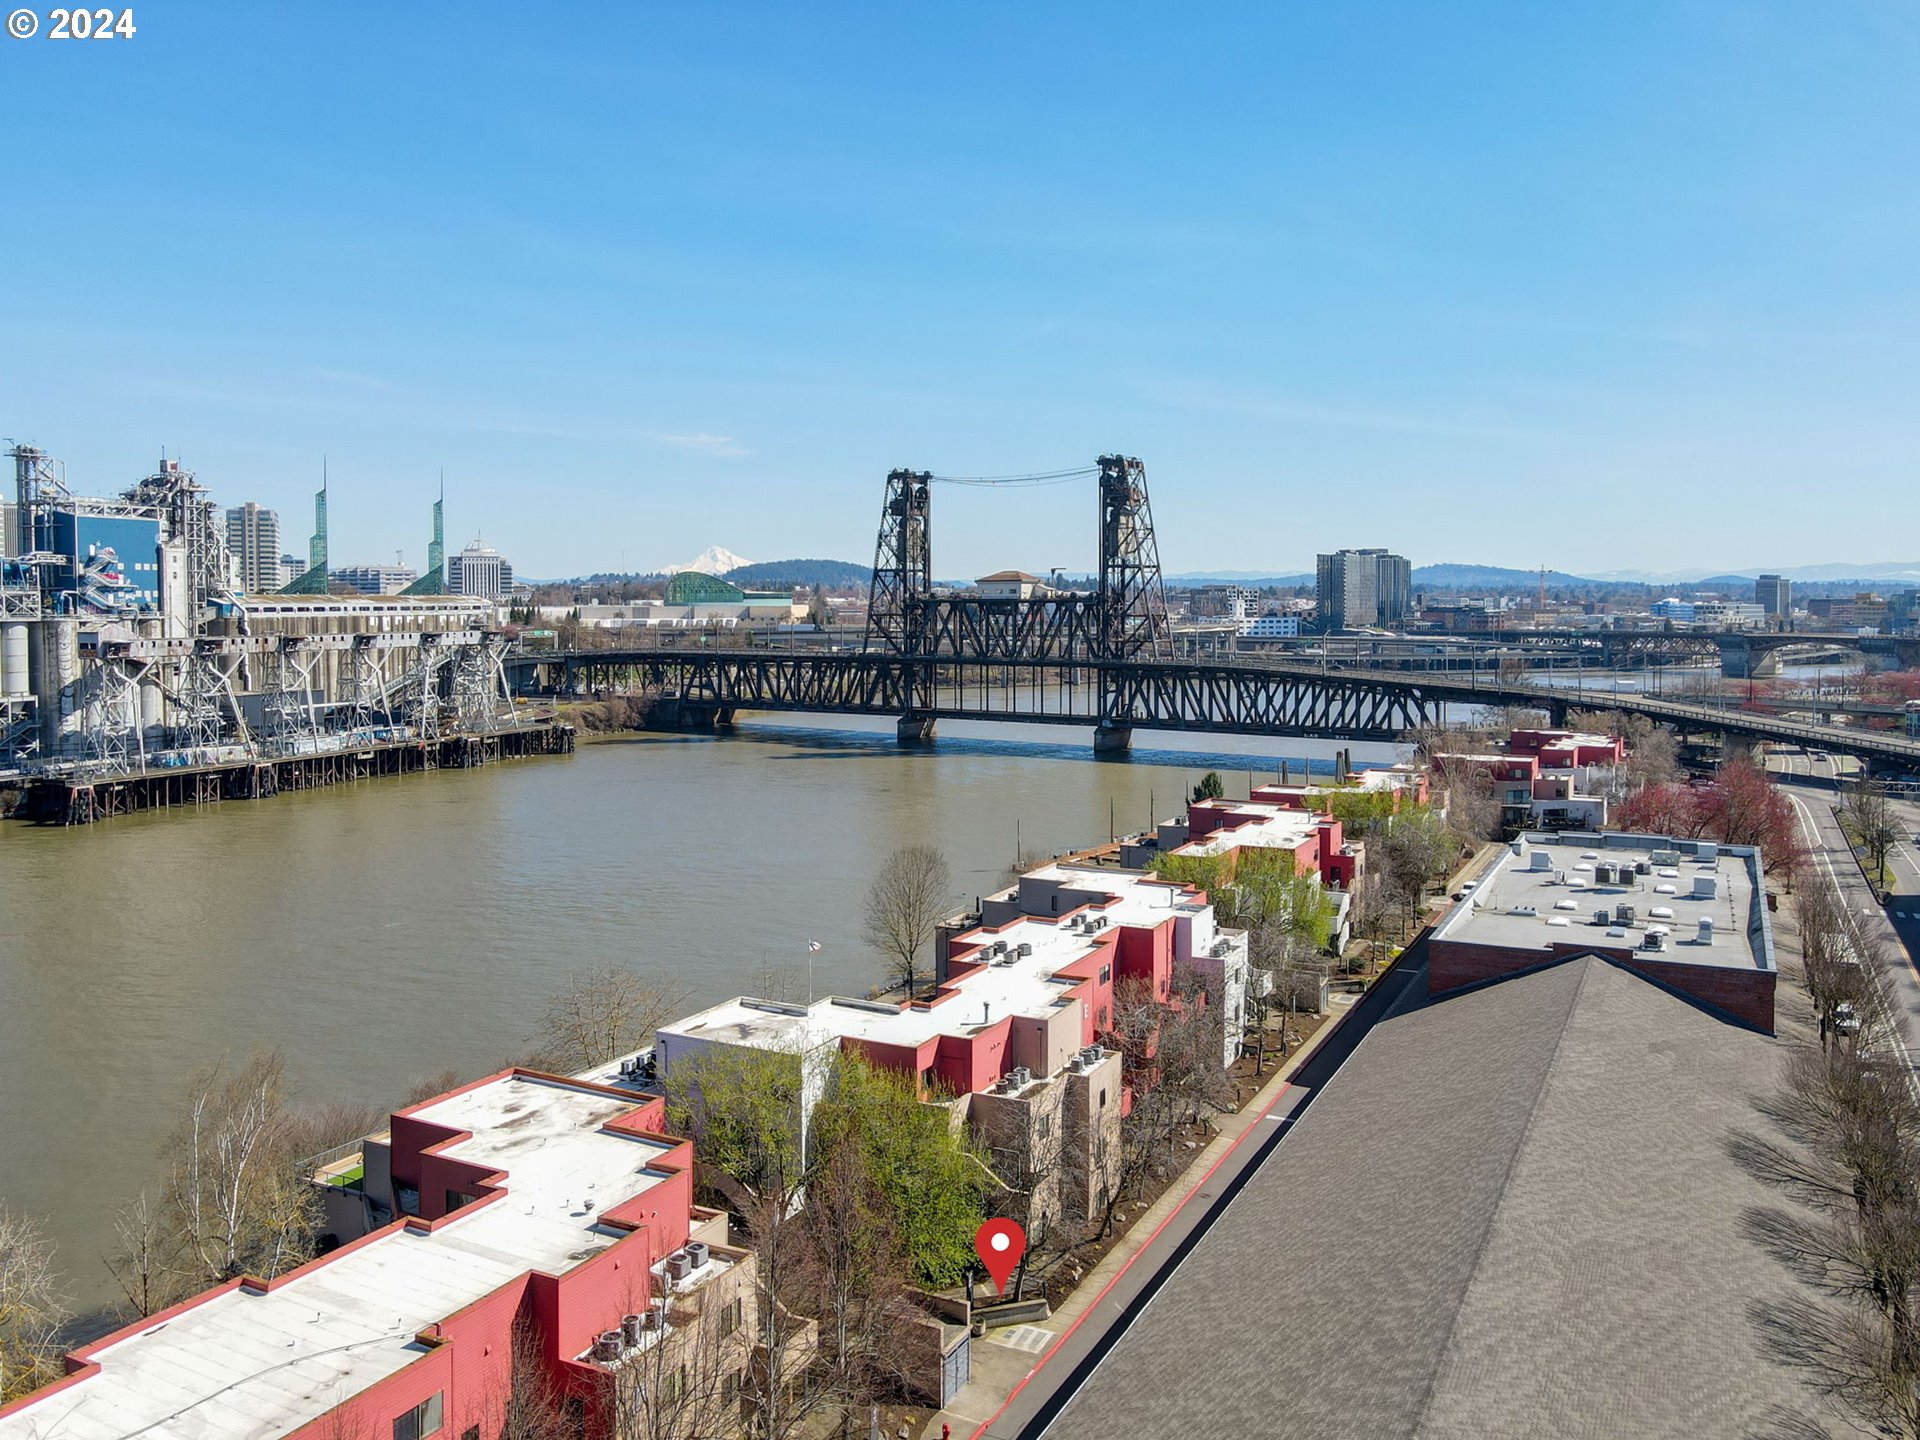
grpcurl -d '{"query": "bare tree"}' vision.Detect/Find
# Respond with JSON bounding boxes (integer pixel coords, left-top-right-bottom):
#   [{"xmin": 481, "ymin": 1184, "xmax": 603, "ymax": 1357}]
[
  {"xmin": 1844, "ymin": 779, "xmax": 1901, "ymax": 895},
  {"xmin": 165, "ymin": 1051, "xmax": 320, "ymax": 1286},
  {"xmin": 535, "ymin": 962, "xmax": 692, "ymax": 1072},
  {"xmin": 105, "ymin": 1189, "xmax": 185, "ymax": 1320},
  {"xmin": 0, "ymin": 1203, "xmax": 68, "ymax": 1403},
  {"xmin": 1733, "ymin": 870, "xmax": 1920, "ymax": 1438},
  {"xmin": 792, "ymin": 1136, "xmax": 911, "ymax": 1428},
  {"xmin": 862, "ymin": 845, "xmax": 952, "ymax": 1000}
]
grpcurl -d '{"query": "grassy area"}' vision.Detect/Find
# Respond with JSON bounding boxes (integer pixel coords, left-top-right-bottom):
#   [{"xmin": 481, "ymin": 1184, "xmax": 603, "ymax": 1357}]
[
  {"xmin": 325, "ymin": 1161, "xmax": 365, "ymax": 1190},
  {"xmin": 1834, "ymin": 810, "xmax": 1896, "ymax": 897}
]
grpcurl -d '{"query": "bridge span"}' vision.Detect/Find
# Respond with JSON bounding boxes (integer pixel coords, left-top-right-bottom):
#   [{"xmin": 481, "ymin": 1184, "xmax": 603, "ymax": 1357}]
[{"xmin": 506, "ymin": 646, "xmax": 1920, "ymax": 770}]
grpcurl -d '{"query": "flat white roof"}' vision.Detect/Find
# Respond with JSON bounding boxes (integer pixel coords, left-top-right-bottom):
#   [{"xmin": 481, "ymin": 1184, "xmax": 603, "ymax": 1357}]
[
  {"xmin": 1, "ymin": 1076, "xmax": 675, "ymax": 1440},
  {"xmin": 1015, "ymin": 862, "xmax": 1210, "ymax": 925},
  {"xmin": 665, "ymin": 915, "xmax": 1109, "ymax": 1060},
  {"xmin": 1433, "ymin": 832, "xmax": 1771, "ymax": 973},
  {"xmin": 1173, "ymin": 801, "xmax": 1319, "ymax": 858}
]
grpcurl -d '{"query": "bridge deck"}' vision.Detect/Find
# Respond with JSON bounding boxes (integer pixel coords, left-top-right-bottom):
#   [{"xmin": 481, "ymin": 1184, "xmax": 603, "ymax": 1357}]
[{"xmin": 507, "ymin": 648, "xmax": 1920, "ymax": 766}]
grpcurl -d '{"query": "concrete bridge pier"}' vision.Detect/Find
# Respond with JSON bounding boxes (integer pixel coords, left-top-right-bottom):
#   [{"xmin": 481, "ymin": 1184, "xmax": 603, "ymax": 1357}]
[
  {"xmin": 896, "ymin": 715, "xmax": 937, "ymax": 745},
  {"xmin": 644, "ymin": 697, "xmax": 733, "ymax": 733},
  {"xmin": 1093, "ymin": 722, "xmax": 1133, "ymax": 758}
]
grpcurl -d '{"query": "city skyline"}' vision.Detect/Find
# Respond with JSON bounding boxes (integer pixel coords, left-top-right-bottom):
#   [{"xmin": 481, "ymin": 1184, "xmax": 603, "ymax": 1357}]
[{"xmin": 7, "ymin": 4, "xmax": 1919, "ymax": 578}]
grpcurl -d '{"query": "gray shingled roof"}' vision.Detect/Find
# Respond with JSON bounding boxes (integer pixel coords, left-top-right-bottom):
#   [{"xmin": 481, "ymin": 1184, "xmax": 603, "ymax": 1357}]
[{"xmin": 1042, "ymin": 955, "xmax": 1818, "ymax": 1440}]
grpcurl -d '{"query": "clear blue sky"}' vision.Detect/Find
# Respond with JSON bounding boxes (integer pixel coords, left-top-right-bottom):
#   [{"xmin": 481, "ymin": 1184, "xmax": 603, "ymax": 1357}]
[{"xmin": 6, "ymin": 2, "xmax": 1918, "ymax": 580}]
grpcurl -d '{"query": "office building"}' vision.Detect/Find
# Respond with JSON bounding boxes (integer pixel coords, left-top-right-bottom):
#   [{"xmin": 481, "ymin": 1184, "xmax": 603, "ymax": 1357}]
[
  {"xmin": 1316, "ymin": 548, "xmax": 1411, "ymax": 629},
  {"xmin": 1754, "ymin": 573, "xmax": 1790, "ymax": 619},
  {"xmin": 446, "ymin": 540, "xmax": 513, "ymax": 601},
  {"xmin": 332, "ymin": 563, "xmax": 420, "ymax": 595},
  {"xmin": 222, "ymin": 503, "xmax": 281, "ymax": 595}
]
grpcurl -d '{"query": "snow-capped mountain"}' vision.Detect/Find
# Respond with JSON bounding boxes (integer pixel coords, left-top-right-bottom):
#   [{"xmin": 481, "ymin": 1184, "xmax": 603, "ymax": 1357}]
[{"xmin": 666, "ymin": 546, "xmax": 753, "ymax": 576}]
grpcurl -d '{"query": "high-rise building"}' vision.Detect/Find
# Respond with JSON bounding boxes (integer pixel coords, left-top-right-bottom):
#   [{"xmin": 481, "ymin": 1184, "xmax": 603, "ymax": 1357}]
[
  {"xmin": 1754, "ymin": 573, "xmax": 1791, "ymax": 619},
  {"xmin": 446, "ymin": 540, "xmax": 513, "ymax": 601},
  {"xmin": 223, "ymin": 503, "xmax": 281, "ymax": 594},
  {"xmin": 1317, "ymin": 548, "xmax": 1411, "ymax": 629},
  {"xmin": 332, "ymin": 563, "xmax": 419, "ymax": 595}
]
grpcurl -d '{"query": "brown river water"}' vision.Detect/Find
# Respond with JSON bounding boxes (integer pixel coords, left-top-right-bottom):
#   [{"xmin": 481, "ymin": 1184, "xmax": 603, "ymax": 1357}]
[{"xmin": 0, "ymin": 714, "xmax": 1403, "ymax": 1309}]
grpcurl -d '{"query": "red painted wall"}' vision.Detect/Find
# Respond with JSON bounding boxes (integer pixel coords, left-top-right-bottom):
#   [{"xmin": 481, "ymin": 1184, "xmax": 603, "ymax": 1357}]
[{"xmin": 1429, "ymin": 938, "xmax": 1775, "ymax": 1031}]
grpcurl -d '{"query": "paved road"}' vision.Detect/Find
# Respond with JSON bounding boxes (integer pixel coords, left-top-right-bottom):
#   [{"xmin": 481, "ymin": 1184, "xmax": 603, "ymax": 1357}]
[{"xmin": 1780, "ymin": 775, "xmax": 1920, "ymax": 1069}]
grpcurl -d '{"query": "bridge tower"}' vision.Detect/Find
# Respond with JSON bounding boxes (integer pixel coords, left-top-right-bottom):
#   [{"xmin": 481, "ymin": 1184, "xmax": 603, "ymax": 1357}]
[
  {"xmin": 864, "ymin": 469, "xmax": 933, "ymax": 656},
  {"xmin": 1095, "ymin": 455, "xmax": 1169, "ymax": 662},
  {"xmin": 865, "ymin": 468, "xmax": 936, "ymax": 741},
  {"xmin": 1094, "ymin": 455, "xmax": 1170, "ymax": 753}
]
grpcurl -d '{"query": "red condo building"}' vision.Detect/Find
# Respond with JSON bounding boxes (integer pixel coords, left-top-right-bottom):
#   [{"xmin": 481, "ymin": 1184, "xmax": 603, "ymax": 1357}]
[{"xmin": 0, "ymin": 1071, "xmax": 759, "ymax": 1440}]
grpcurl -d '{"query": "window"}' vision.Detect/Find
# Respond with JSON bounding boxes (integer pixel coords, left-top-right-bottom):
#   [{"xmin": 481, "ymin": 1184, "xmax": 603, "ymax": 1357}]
[
  {"xmin": 393, "ymin": 1393, "xmax": 443, "ymax": 1440},
  {"xmin": 719, "ymin": 1294, "xmax": 743, "ymax": 1336},
  {"xmin": 1035, "ymin": 1114, "xmax": 1051, "ymax": 1141},
  {"xmin": 661, "ymin": 1365, "xmax": 687, "ymax": 1406},
  {"xmin": 394, "ymin": 1184, "xmax": 421, "ymax": 1218},
  {"xmin": 462, "ymin": 1429, "xmax": 480, "ymax": 1440},
  {"xmin": 1050, "ymin": 894, "xmax": 1058, "ymax": 912},
  {"xmin": 724, "ymin": 1370, "xmax": 741, "ymax": 1402},
  {"xmin": 444, "ymin": 1190, "xmax": 476, "ymax": 1214},
  {"xmin": 1097, "ymin": 1006, "xmax": 1108, "ymax": 1028},
  {"xmin": 1099, "ymin": 1087, "xmax": 1108, "ymax": 1108},
  {"xmin": 1099, "ymin": 965, "xmax": 1111, "ymax": 984}
]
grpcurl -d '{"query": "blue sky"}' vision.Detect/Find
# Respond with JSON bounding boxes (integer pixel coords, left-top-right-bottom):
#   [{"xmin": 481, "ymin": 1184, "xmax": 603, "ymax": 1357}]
[{"xmin": 5, "ymin": 2, "xmax": 1918, "ymax": 580}]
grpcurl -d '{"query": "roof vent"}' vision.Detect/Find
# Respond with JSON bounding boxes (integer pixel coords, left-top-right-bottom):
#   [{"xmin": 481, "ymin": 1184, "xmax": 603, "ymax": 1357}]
[{"xmin": 1698, "ymin": 916, "xmax": 1715, "ymax": 945}]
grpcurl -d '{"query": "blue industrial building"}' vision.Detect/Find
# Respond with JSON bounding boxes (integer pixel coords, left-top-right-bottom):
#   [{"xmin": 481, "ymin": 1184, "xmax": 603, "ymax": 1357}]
[{"xmin": 34, "ymin": 508, "xmax": 163, "ymax": 613}]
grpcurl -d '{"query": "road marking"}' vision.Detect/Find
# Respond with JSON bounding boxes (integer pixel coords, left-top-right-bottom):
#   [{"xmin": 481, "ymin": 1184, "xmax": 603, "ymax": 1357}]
[{"xmin": 990, "ymin": 1325, "xmax": 1054, "ymax": 1354}]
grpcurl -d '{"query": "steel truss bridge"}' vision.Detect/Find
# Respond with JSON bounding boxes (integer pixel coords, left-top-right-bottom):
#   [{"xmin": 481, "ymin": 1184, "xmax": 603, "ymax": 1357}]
[
  {"xmin": 513, "ymin": 648, "xmax": 1920, "ymax": 767},
  {"xmin": 507, "ymin": 455, "xmax": 1920, "ymax": 769}
]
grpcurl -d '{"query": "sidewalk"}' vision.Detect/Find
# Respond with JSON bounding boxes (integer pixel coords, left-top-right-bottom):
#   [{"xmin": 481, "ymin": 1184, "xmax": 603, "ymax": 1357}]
[{"xmin": 920, "ymin": 980, "xmax": 1359, "ymax": 1440}]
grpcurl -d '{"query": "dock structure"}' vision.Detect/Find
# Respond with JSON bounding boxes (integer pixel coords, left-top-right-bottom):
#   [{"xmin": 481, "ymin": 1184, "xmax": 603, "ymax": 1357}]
[{"xmin": 13, "ymin": 717, "xmax": 573, "ymax": 824}]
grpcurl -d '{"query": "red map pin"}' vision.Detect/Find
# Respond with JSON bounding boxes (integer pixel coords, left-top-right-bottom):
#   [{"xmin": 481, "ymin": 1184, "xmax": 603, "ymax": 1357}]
[{"xmin": 974, "ymin": 1218, "xmax": 1026, "ymax": 1293}]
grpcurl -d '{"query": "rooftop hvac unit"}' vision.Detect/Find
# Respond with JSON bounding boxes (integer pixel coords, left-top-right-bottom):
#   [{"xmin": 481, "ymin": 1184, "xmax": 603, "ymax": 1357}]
[
  {"xmin": 667, "ymin": 1252, "xmax": 694, "ymax": 1283},
  {"xmin": 1698, "ymin": 917, "xmax": 1715, "ymax": 945},
  {"xmin": 1011, "ymin": 1066, "xmax": 1033, "ymax": 1088},
  {"xmin": 1634, "ymin": 860, "xmax": 1652, "ymax": 875},
  {"xmin": 593, "ymin": 1331, "xmax": 622, "ymax": 1362},
  {"xmin": 1529, "ymin": 850, "xmax": 1552, "ymax": 871},
  {"xmin": 1615, "ymin": 904, "xmax": 1636, "ymax": 924},
  {"xmin": 1594, "ymin": 908, "xmax": 1611, "ymax": 925},
  {"xmin": 686, "ymin": 1241, "xmax": 710, "ymax": 1269},
  {"xmin": 1016, "ymin": 942, "xmax": 1032, "ymax": 958},
  {"xmin": 621, "ymin": 1313, "xmax": 644, "ymax": 1347},
  {"xmin": 1643, "ymin": 930, "xmax": 1666, "ymax": 952},
  {"xmin": 1693, "ymin": 875, "xmax": 1717, "ymax": 899}
]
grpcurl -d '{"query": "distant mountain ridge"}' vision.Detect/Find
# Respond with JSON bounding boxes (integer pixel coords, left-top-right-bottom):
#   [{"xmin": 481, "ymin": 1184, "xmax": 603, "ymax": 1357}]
[{"xmin": 725, "ymin": 558, "xmax": 871, "ymax": 589}]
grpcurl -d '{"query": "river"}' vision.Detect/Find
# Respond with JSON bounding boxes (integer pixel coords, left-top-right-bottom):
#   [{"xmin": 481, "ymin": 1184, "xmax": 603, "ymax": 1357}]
[{"xmin": 0, "ymin": 714, "xmax": 1404, "ymax": 1311}]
